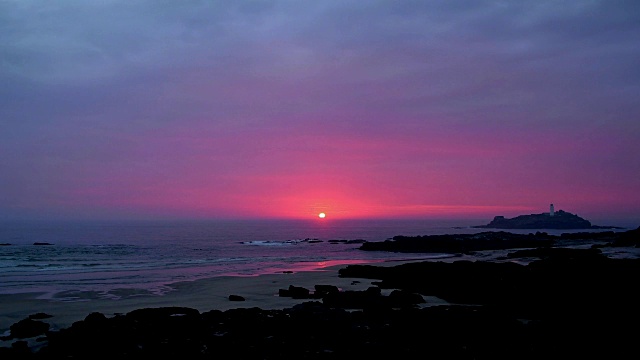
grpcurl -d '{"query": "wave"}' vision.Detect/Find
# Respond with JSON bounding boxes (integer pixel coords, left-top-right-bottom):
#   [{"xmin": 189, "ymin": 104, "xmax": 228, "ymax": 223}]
[{"xmin": 240, "ymin": 239, "xmax": 323, "ymax": 246}]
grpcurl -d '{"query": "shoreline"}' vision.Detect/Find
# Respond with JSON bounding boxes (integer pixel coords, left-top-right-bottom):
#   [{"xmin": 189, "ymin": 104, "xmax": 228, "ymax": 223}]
[
  {"xmin": 1, "ymin": 256, "xmax": 443, "ymax": 336},
  {"xmin": 4, "ymin": 239, "xmax": 636, "ymax": 336},
  {"xmin": 2, "ymin": 233, "xmax": 639, "ymax": 358},
  {"xmin": 3, "ymin": 231, "xmax": 638, "ymax": 336}
]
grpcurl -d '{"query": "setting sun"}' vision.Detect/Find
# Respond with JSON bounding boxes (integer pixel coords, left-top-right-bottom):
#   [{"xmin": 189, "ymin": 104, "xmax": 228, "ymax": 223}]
[{"xmin": 318, "ymin": 212, "xmax": 326, "ymax": 219}]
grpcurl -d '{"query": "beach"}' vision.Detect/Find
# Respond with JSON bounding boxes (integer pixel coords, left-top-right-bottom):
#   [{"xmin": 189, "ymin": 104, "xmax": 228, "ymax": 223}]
[
  {"xmin": 0, "ymin": 219, "xmax": 477, "ymax": 338},
  {"xmin": 0, "ymin": 262, "xmax": 396, "ymax": 335},
  {"xmin": 2, "ymin": 228, "xmax": 639, "ymax": 358},
  {"xmin": 2, "ymin": 257, "xmax": 455, "ymax": 348}
]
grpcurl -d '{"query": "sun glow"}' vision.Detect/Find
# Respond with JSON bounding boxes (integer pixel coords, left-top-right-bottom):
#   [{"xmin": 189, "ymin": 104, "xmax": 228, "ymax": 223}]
[{"xmin": 318, "ymin": 212, "xmax": 326, "ymax": 219}]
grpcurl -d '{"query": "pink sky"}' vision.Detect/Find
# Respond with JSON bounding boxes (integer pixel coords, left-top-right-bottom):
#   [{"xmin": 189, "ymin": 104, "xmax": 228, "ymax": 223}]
[{"xmin": 1, "ymin": 1, "xmax": 639, "ymax": 225}]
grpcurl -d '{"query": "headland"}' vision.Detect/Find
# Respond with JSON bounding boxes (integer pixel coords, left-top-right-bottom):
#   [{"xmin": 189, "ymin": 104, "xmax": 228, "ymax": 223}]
[{"xmin": 474, "ymin": 205, "xmax": 621, "ymax": 230}]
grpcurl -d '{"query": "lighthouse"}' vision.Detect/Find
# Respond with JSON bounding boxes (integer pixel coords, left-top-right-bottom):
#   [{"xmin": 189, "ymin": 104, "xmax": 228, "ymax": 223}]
[{"xmin": 550, "ymin": 203, "xmax": 555, "ymax": 217}]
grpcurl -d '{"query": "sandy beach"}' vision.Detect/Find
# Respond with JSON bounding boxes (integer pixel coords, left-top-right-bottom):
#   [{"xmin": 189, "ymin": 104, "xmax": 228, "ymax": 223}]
[
  {"xmin": 2, "ymin": 229, "xmax": 639, "ymax": 358},
  {"xmin": 3, "ymin": 239, "xmax": 636, "ymax": 336},
  {"xmin": 1, "ymin": 258, "xmax": 444, "ymax": 341}
]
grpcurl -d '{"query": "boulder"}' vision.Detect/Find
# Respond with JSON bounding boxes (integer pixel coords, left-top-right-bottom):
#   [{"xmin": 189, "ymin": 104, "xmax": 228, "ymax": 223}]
[
  {"xmin": 28, "ymin": 312, "xmax": 53, "ymax": 320},
  {"xmin": 314, "ymin": 284, "xmax": 339, "ymax": 296},
  {"xmin": 279, "ymin": 285, "xmax": 311, "ymax": 299},
  {"xmin": 10, "ymin": 318, "xmax": 50, "ymax": 339}
]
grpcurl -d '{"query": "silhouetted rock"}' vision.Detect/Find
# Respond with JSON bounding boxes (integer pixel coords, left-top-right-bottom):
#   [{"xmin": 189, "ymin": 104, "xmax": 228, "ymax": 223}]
[
  {"xmin": 27, "ymin": 313, "xmax": 53, "ymax": 320},
  {"xmin": 600, "ymin": 226, "xmax": 640, "ymax": 247},
  {"xmin": 279, "ymin": 285, "xmax": 310, "ymax": 299},
  {"xmin": 126, "ymin": 306, "xmax": 200, "ymax": 321},
  {"xmin": 388, "ymin": 289, "xmax": 425, "ymax": 308},
  {"xmin": 314, "ymin": 284, "xmax": 339, "ymax": 296},
  {"xmin": 506, "ymin": 246, "xmax": 604, "ymax": 261},
  {"xmin": 339, "ymin": 248, "xmax": 640, "ymax": 321},
  {"xmin": 277, "ymin": 283, "xmax": 425, "ymax": 310},
  {"xmin": 474, "ymin": 209, "xmax": 620, "ymax": 229},
  {"xmin": 83, "ymin": 312, "xmax": 108, "ymax": 324},
  {"xmin": 322, "ymin": 286, "xmax": 385, "ymax": 309},
  {"xmin": 360, "ymin": 231, "xmax": 554, "ymax": 253},
  {"xmin": 9, "ymin": 319, "xmax": 50, "ymax": 339},
  {"xmin": 359, "ymin": 228, "xmax": 638, "ymax": 254},
  {"xmin": 327, "ymin": 239, "xmax": 367, "ymax": 244},
  {"xmin": 228, "ymin": 294, "xmax": 245, "ymax": 301}
]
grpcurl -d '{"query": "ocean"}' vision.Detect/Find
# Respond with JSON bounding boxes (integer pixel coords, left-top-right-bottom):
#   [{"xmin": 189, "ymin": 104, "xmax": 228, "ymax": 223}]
[{"xmin": 0, "ymin": 218, "xmax": 629, "ymax": 300}]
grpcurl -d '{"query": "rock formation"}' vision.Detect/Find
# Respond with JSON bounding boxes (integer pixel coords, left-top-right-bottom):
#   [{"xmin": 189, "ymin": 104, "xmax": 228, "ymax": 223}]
[{"xmin": 474, "ymin": 209, "xmax": 619, "ymax": 229}]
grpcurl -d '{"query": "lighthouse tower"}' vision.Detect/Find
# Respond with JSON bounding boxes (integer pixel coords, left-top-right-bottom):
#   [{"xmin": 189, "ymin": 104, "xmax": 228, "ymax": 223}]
[{"xmin": 549, "ymin": 203, "xmax": 555, "ymax": 217}]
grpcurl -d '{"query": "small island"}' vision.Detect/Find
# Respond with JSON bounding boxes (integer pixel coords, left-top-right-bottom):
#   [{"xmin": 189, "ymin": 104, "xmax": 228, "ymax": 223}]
[{"xmin": 474, "ymin": 204, "xmax": 621, "ymax": 230}]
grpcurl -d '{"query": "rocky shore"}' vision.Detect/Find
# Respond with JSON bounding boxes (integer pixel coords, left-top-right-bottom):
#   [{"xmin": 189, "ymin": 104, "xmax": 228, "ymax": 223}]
[
  {"xmin": 472, "ymin": 209, "xmax": 621, "ymax": 230},
  {"xmin": 2, "ymin": 227, "xmax": 639, "ymax": 359},
  {"xmin": 357, "ymin": 228, "xmax": 632, "ymax": 253}
]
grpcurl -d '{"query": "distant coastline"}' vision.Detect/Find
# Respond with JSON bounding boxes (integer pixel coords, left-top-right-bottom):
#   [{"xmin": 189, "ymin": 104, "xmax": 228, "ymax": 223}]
[{"xmin": 473, "ymin": 206, "xmax": 622, "ymax": 230}]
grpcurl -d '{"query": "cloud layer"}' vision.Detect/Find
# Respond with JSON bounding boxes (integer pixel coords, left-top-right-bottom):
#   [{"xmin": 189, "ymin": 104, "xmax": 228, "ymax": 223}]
[{"xmin": 2, "ymin": 1, "xmax": 639, "ymax": 223}]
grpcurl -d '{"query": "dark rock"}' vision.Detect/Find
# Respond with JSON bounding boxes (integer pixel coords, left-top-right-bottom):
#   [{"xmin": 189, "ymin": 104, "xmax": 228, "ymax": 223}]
[
  {"xmin": 279, "ymin": 285, "xmax": 311, "ymax": 299},
  {"xmin": 473, "ymin": 209, "xmax": 620, "ymax": 229},
  {"xmin": 339, "ymin": 250, "xmax": 640, "ymax": 322},
  {"xmin": 358, "ymin": 228, "xmax": 636, "ymax": 254},
  {"xmin": 11, "ymin": 340, "xmax": 29, "ymax": 350},
  {"xmin": 33, "ymin": 242, "xmax": 53, "ymax": 246},
  {"xmin": 603, "ymin": 226, "xmax": 640, "ymax": 247},
  {"xmin": 345, "ymin": 239, "xmax": 366, "ymax": 244},
  {"xmin": 388, "ymin": 289, "xmax": 425, "ymax": 307},
  {"xmin": 126, "ymin": 307, "xmax": 200, "ymax": 321},
  {"xmin": 314, "ymin": 284, "xmax": 339, "ymax": 296},
  {"xmin": 229, "ymin": 294, "xmax": 245, "ymax": 301},
  {"xmin": 327, "ymin": 239, "xmax": 366, "ymax": 244},
  {"xmin": 10, "ymin": 318, "xmax": 50, "ymax": 339},
  {"xmin": 559, "ymin": 231, "xmax": 619, "ymax": 240},
  {"xmin": 359, "ymin": 231, "xmax": 554, "ymax": 253},
  {"xmin": 278, "ymin": 288, "xmax": 291, "ymax": 297},
  {"xmin": 289, "ymin": 301, "xmax": 329, "ymax": 313},
  {"xmin": 10, "ymin": 340, "xmax": 31, "ymax": 357},
  {"xmin": 328, "ymin": 239, "xmax": 348, "ymax": 244},
  {"xmin": 365, "ymin": 286, "xmax": 381, "ymax": 296},
  {"xmin": 28, "ymin": 312, "xmax": 53, "ymax": 320},
  {"xmin": 84, "ymin": 312, "xmax": 108, "ymax": 324},
  {"xmin": 322, "ymin": 286, "xmax": 384, "ymax": 309},
  {"xmin": 507, "ymin": 247, "xmax": 603, "ymax": 261}
]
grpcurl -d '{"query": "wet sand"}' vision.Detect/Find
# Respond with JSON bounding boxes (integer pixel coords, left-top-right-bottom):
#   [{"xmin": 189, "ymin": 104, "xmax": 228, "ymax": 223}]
[
  {"xmin": 2, "ymin": 239, "xmax": 639, "ymax": 358},
  {"xmin": 0, "ymin": 258, "xmax": 437, "ymax": 338}
]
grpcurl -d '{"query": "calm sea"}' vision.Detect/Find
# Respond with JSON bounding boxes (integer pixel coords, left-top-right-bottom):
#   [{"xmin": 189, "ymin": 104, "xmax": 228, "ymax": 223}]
[{"xmin": 0, "ymin": 219, "xmax": 629, "ymax": 299}]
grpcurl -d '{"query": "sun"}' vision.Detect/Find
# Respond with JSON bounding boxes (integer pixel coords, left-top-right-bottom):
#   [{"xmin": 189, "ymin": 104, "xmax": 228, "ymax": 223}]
[{"xmin": 318, "ymin": 212, "xmax": 326, "ymax": 219}]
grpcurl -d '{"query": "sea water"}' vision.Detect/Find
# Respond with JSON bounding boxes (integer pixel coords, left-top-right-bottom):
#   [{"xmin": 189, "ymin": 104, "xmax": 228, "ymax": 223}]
[{"xmin": 0, "ymin": 219, "xmax": 629, "ymax": 299}]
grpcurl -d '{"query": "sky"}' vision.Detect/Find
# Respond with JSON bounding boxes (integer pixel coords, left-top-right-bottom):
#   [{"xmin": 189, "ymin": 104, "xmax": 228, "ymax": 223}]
[{"xmin": 1, "ymin": 1, "xmax": 639, "ymax": 224}]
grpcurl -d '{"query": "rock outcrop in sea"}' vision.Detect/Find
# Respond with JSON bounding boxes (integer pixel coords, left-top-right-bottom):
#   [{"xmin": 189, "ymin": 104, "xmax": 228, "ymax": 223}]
[{"xmin": 473, "ymin": 209, "xmax": 619, "ymax": 230}]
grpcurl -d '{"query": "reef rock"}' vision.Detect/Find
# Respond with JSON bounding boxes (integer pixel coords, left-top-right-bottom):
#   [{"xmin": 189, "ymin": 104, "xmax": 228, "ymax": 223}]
[{"xmin": 474, "ymin": 210, "xmax": 618, "ymax": 230}]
